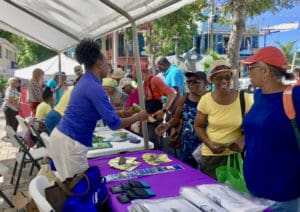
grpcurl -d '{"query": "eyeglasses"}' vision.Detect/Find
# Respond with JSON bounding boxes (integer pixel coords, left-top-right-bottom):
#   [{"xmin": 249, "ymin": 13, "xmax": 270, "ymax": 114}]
[
  {"xmin": 248, "ymin": 65, "xmax": 261, "ymax": 71},
  {"xmin": 186, "ymin": 79, "xmax": 204, "ymax": 84},
  {"xmin": 212, "ymin": 75, "xmax": 232, "ymax": 82},
  {"xmin": 212, "ymin": 65, "xmax": 231, "ymax": 72}
]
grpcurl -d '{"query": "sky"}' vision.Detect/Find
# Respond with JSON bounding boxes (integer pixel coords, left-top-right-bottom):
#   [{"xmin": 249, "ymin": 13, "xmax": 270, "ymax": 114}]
[{"xmin": 247, "ymin": 4, "xmax": 300, "ymax": 50}]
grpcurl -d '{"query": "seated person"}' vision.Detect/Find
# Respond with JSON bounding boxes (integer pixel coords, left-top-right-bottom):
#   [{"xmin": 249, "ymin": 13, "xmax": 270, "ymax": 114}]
[
  {"xmin": 119, "ymin": 77, "xmax": 139, "ymax": 107},
  {"xmin": 45, "ymin": 86, "xmax": 74, "ymax": 134},
  {"xmin": 35, "ymin": 87, "xmax": 54, "ymax": 121},
  {"xmin": 102, "ymin": 77, "xmax": 128, "ymax": 110},
  {"xmin": 119, "ymin": 77, "xmax": 141, "ymax": 134}
]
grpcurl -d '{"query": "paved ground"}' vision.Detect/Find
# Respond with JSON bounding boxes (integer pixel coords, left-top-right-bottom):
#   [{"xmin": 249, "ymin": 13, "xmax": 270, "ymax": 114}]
[{"xmin": 0, "ymin": 110, "xmax": 39, "ymax": 211}]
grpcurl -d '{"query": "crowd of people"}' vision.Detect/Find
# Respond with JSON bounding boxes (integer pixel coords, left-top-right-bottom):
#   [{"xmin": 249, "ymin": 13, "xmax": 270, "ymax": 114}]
[{"xmin": 1, "ymin": 41, "xmax": 299, "ymax": 210}]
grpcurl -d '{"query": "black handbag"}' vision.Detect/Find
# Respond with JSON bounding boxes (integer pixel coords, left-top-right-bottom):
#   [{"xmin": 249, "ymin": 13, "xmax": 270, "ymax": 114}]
[
  {"xmin": 145, "ymin": 99, "xmax": 163, "ymax": 113},
  {"xmin": 45, "ymin": 166, "xmax": 109, "ymax": 212}
]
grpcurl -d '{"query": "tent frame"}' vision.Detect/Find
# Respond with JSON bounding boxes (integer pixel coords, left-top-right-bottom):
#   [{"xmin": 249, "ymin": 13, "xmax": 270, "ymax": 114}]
[{"xmin": 3, "ymin": 0, "xmax": 196, "ymax": 148}]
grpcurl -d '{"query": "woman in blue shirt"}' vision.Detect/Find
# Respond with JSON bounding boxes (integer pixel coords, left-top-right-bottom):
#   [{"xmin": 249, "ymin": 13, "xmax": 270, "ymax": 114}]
[
  {"xmin": 239, "ymin": 46, "xmax": 300, "ymax": 211},
  {"xmin": 48, "ymin": 38, "xmax": 148, "ymax": 180}
]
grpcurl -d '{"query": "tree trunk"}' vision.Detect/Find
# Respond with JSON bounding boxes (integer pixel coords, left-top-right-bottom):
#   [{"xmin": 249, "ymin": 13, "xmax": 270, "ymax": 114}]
[{"xmin": 227, "ymin": 0, "xmax": 246, "ymax": 89}]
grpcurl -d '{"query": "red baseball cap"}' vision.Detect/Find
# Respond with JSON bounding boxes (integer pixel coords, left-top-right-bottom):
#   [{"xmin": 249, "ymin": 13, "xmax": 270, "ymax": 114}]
[
  {"xmin": 132, "ymin": 62, "xmax": 148, "ymax": 74},
  {"xmin": 241, "ymin": 46, "xmax": 288, "ymax": 71}
]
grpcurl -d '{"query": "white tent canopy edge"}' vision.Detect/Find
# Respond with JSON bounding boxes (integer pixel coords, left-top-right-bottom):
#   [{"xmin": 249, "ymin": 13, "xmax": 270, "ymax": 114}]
[
  {"xmin": 14, "ymin": 53, "xmax": 80, "ymax": 81},
  {"xmin": 0, "ymin": 0, "xmax": 196, "ymax": 148},
  {"xmin": 0, "ymin": 0, "xmax": 196, "ymax": 52}
]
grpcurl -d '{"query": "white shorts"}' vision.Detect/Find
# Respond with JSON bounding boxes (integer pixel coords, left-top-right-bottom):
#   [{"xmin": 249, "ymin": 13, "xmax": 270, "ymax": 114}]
[{"xmin": 48, "ymin": 128, "xmax": 88, "ymax": 180}]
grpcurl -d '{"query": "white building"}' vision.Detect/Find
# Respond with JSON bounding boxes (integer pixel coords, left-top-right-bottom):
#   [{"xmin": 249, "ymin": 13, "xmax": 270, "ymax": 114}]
[{"xmin": 0, "ymin": 38, "xmax": 18, "ymax": 77}]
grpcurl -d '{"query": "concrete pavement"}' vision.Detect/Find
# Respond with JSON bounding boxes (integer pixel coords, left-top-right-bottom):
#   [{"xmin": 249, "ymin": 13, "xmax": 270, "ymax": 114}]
[{"xmin": 0, "ymin": 110, "xmax": 39, "ymax": 211}]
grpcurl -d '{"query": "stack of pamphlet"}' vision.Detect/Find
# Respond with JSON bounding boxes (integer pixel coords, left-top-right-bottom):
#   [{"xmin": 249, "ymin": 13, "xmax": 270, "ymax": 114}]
[{"xmin": 128, "ymin": 184, "xmax": 274, "ymax": 212}]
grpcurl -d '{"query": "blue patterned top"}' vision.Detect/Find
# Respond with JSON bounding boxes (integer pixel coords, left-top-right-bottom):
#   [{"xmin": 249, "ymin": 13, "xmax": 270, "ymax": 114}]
[{"xmin": 180, "ymin": 96, "xmax": 202, "ymax": 160}]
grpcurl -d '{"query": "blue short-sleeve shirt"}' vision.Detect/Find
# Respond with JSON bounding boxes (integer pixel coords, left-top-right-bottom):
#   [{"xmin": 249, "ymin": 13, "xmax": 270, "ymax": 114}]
[
  {"xmin": 57, "ymin": 72, "xmax": 121, "ymax": 147},
  {"xmin": 45, "ymin": 78, "xmax": 63, "ymax": 105},
  {"xmin": 164, "ymin": 64, "xmax": 185, "ymax": 95}
]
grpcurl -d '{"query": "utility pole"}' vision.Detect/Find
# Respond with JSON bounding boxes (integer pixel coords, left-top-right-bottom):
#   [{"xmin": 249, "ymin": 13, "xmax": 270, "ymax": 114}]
[{"xmin": 209, "ymin": 0, "xmax": 215, "ymax": 51}]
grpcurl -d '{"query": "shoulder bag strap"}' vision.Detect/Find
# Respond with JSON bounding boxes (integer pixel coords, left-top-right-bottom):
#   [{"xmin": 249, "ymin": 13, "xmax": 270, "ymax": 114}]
[
  {"xmin": 283, "ymin": 85, "xmax": 300, "ymax": 148},
  {"xmin": 239, "ymin": 90, "xmax": 245, "ymax": 118},
  {"xmin": 239, "ymin": 90, "xmax": 246, "ymax": 158},
  {"xmin": 148, "ymin": 76, "xmax": 155, "ymax": 99},
  {"xmin": 55, "ymin": 172, "xmax": 90, "ymax": 197}
]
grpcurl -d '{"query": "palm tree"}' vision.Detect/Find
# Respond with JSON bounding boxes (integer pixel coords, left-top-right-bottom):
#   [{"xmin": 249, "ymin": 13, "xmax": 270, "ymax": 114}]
[{"xmin": 275, "ymin": 40, "xmax": 297, "ymax": 65}]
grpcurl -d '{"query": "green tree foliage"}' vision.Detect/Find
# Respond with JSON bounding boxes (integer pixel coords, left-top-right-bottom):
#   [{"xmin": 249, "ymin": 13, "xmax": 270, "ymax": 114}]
[
  {"xmin": 0, "ymin": 29, "xmax": 56, "ymax": 68},
  {"xmin": 144, "ymin": 0, "xmax": 207, "ymax": 57},
  {"xmin": 202, "ymin": 49, "xmax": 226, "ymax": 72},
  {"xmin": 0, "ymin": 75, "xmax": 8, "ymax": 93},
  {"xmin": 276, "ymin": 40, "xmax": 297, "ymax": 65}
]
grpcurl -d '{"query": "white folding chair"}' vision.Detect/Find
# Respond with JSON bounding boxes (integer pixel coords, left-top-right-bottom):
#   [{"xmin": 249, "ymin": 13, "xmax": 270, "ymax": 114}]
[
  {"xmin": 0, "ymin": 163, "xmax": 14, "ymax": 208},
  {"xmin": 15, "ymin": 115, "xmax": 28, "ymax": 138},
  {"xmin": 29, "ymin": 175, "xmax": 54, "ymax": 212},
  {"xmin": 40, "ymin": 132, "xmax": 50, "ymax": 149},
  {"xmin": 5, "ymin": 126, "xmax": 48, "ymax": 195}
]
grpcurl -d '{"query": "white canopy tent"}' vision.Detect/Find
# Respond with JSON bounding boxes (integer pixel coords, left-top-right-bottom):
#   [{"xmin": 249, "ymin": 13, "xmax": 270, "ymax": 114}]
[
  {"xmin": 0, "ymin": 0, "xmax": 196, "ymax": 148},
  {"xmin": 0, "ymin": 0, "xmax": 196, "ymax": 52},
  {"xmin": 14, "ymin": 53, "xmax": 79, "ymax": 81}
]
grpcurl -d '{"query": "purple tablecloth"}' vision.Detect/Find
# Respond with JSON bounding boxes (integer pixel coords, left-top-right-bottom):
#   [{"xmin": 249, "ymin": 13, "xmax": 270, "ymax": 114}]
[{"xmin": 89, "ymin": 150, "xmax": 217, "ymax": 212}]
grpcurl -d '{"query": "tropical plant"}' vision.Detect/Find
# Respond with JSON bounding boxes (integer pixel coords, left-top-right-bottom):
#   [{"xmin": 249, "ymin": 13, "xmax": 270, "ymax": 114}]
[
  {"xmin": 202, "ymin": 49, "xmax": 226, "ymax": 72},
  {"xmin": 275, "ymin": 40, "xmax": 297, "ymax": 65}
]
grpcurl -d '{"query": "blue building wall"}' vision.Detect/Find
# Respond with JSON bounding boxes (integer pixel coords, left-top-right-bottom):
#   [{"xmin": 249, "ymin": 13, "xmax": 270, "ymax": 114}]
[{"xmin": 197, "ymin": 8, "xmax": 259, "ymax": 58}]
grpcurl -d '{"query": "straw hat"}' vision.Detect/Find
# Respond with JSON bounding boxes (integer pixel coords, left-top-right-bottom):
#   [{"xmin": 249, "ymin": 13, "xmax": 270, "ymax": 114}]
[
  {"xmin": 207, "ymin": 60, "xmax": 234, "ymax": 83},
  {"xmin": 111, "ymin": 68, "xmax": 125, "ymax": 79},
  {"xmin": 119, "ymin": 78, "xmax": 132, "ymax": 89}
]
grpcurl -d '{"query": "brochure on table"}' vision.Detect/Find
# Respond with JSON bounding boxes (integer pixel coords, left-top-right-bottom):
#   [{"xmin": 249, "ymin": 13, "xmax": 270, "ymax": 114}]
[{"xmin": 87, "ymin": 127, "xmax": 154, "ymax": 158}]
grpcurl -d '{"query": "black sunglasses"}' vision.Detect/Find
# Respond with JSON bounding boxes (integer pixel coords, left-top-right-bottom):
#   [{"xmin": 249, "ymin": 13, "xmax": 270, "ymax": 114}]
[
  {"xmin": 212, "ymin": 75, "xmax": 232, "ymax": 82},
  {"xmin": 186, "ymin": 79, "xmax": 204, "ymax": 84}
]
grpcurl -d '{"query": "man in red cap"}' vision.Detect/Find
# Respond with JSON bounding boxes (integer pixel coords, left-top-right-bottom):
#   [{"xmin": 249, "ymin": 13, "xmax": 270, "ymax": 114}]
[
  {"xmin": 232, "ymin": 46, "xmax": 300, "ymax": 209},
  {"xmin": 132, "ymin": 62, "xmax": 177, "ymax": 150}
]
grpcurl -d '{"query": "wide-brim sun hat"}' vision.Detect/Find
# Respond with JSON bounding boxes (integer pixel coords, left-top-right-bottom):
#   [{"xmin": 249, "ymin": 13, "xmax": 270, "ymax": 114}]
[
  {"xmin": 240, "ymin": 46, "xmax": 288, "ymax": 71},
  {"xmin": 207, "ymin": 60, "xmax": 234, "ymax": 83},
  {"xmin": 111, "ymin": 68, "xmax": 125, "ymax": 79},
  {"xmin": 102, "ymin": 77, "xmax": 118, "ymax": 88},
  {"xmin": 119, "ymin": 78, "xmax": 132, "ymax": 89}
]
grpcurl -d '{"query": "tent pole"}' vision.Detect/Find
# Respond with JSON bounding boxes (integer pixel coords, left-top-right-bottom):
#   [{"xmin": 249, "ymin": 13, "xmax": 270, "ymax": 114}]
[
  {"xmin": 99, "ymin": 0, "xmax": 149, "ymax": 150},
  {"xmin": 113, "ymin": 31, "xmax": 118, "ymax": 69},
  {"xmin": 58, "ymin": 53, "xmax": 62, "ymax": 83},
  {"xmin": 131, "ymin": 22, "xmax": 149, "ymax": 150}
]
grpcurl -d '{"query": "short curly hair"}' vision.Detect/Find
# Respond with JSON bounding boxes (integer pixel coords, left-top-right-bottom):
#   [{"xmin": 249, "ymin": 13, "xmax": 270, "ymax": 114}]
[{"xmin": 75, "ymin": 38, "xmax": 104, "ymax": 70}]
